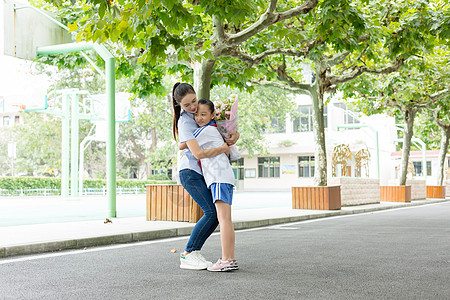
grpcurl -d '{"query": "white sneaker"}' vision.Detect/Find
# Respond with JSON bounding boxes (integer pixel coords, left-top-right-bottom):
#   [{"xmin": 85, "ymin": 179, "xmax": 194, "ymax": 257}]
[
  {"xmin": 180, "ymin": 251, "xmax": 208, "ymax": 270},
  {"xmin": 192, "ymin": 251, "xmax": 213, "ymax": 268}
]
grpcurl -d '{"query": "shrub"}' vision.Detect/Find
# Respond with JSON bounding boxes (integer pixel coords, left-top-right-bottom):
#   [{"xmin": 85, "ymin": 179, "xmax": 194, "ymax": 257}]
[{"xmin": 0, "ymin": 177, "xmax": 176, "ymax": 192}]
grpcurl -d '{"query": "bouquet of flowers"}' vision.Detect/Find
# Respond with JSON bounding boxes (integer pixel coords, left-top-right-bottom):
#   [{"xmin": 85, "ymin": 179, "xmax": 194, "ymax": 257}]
[{"xmin": 215, "ymin": 94, "xmax": 241, "ymax": 161}]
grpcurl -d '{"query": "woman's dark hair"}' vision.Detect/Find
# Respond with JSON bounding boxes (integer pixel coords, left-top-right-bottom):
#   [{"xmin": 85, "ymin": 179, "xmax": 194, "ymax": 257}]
[
  {"xmin": 198, "ymin": 99, "xmax": 215, "ymax": 114},
  {"xmin": 172, "ymin": 82, "xmax": 195, "ymax": 140}
]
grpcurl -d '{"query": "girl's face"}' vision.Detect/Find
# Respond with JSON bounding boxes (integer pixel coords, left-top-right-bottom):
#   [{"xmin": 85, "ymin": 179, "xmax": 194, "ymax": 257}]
[
  {"xmin": 179, "ymin": 93, "xmax": 198, "ymax": 114},
  {"xmin": 194, "ymin": 104, "xmax": 215, "ymax": 127}
]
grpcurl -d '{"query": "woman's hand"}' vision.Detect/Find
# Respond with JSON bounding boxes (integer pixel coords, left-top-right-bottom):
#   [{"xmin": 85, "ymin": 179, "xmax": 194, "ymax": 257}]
[
  {"xmin": 225, "ymin": 132, "xmax": 240, "ymax": 146},
  {"xmin": 222, "ymin": 143, "xmax": 230, "ymax": 156}
]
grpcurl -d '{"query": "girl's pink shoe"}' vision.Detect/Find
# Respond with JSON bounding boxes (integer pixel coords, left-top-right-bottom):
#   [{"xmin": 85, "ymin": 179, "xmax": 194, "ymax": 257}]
[{"xmin": 207, "ymin": 259, "xmax": 235, "ymax": 272}]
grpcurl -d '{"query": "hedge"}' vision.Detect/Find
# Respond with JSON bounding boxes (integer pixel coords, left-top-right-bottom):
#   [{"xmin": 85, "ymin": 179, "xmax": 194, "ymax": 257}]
[{"xmin": 0, "ymin": 177, "xmax": 176, "ymax": 191}]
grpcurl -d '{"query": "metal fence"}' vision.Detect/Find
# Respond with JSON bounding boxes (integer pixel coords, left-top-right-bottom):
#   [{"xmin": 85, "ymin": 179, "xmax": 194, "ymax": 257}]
[{"xmin": 0, "ymin": 187, "xmax": 146, "ymax": 197}]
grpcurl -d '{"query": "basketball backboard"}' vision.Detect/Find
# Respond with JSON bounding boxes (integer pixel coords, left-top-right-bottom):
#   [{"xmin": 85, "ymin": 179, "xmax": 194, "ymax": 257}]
[
  {"xmin": 90, "ymin": 92, "xmax": 132, "ymax": 123},
  {"xmin": 1, "ymin": 0, "xmax": 73, "ymax": 60}
]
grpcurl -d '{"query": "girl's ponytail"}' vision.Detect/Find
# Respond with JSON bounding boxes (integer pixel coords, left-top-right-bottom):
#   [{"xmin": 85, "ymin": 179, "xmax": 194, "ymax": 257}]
[{"xmin": 172, "ymin": 82, "xmax": 181, "ymax": 140}]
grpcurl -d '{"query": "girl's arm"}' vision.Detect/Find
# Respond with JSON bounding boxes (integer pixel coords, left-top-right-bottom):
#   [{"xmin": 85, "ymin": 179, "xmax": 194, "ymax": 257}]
[
  {"xmin": 225, "ymin": 131, "xmax": 240, "ymax": 146},
  {"xmin": 185, "ymin": 139, "xmax": 229, "ymax": 160},
  {"xmin": 179, "ymin": 142, "xmax": 187, "ymax": 150}
]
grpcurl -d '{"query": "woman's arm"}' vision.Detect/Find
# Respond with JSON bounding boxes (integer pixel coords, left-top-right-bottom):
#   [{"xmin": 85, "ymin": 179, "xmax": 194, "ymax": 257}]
[
  {"xmin": 179, "ymin": 142, "xmax": 187, "ymax": 150},
  {"xmin": 185, "ymin": 139, "xmax": 229, "ymax": 160}
]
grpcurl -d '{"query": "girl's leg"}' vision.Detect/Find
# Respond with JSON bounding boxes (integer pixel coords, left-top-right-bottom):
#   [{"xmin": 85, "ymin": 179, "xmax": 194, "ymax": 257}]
[
  {"xmin": 179, "ymin": 169, "xmax": 219, "ymax": 253},
  {"xmin": 215, "ymin": 200, "xmax": 235, "ymax": 260}
]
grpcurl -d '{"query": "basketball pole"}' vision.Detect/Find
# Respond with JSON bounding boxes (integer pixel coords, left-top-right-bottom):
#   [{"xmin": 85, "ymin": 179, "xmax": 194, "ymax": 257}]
[{"xmin": 37, "ymin": 42, "xmax": 117, "ymax": 218}]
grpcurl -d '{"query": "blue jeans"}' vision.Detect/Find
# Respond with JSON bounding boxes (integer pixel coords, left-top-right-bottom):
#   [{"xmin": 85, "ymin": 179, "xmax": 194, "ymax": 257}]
[{"xmin": 179, "ymin": 169, "xmax": 219, "ymax": 252}]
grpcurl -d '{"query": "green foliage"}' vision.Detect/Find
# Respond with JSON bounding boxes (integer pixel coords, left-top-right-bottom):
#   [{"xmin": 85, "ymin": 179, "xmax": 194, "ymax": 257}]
[
  {"xmin": 0, "ymin": 176, "xmax": 175, "ymax": 192},
  {"xmin": 0, "ymin": 177, "xmax": 60, "ymax": 190},
  {"xmin": 5, "ymin": 112, "xmax": 62, "ymax": 176},
  {"xmin": 413, "ymin": 113, "xmax": 442, "ymax": 150}
]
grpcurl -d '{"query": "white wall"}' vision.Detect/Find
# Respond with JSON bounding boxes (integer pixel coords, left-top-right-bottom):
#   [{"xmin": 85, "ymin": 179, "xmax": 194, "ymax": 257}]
[{"xmin": 239, "ymin": 92, "xmax": 400, "ymax": 191}]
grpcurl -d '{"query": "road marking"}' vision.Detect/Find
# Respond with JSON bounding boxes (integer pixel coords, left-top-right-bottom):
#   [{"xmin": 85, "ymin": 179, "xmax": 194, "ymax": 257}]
[{"xmin": 0, "ymin": 201, "xmax": 447, "ymax": 265}]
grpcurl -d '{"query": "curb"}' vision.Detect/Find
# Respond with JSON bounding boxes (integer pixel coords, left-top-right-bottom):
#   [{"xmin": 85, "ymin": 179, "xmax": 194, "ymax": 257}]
[{"xmin": 1, "ymin": 199, "xmax": 448, "ymax": 258}]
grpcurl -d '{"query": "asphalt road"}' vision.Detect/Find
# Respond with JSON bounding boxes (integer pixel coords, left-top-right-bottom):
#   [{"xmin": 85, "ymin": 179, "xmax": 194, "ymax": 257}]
[{"xmin": 1, "ymin": 202, "xmax": 449, "ymax": 300}]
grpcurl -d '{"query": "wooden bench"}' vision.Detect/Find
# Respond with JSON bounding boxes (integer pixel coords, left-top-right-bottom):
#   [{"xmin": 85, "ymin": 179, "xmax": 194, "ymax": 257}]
[
  {"xmin": 292, "ymin": 186, "xmax": 341, "ymax": 210},
  {"xmin": 146, "ymin": 184, "xmax": 203, "ymax": 223}
]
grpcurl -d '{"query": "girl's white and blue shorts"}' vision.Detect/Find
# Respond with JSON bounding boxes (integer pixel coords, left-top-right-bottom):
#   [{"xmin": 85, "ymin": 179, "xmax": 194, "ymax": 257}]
[{"xmin": 209, "ymin": 183, "xmax": 234, "ymax": 205}]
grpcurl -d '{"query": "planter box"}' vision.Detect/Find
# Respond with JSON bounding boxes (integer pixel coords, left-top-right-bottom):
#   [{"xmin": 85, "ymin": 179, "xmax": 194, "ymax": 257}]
[
  {"xmin": 388, "ymin": 179, "xmax": 425, "ymax": 200},
  {"xmin": 146, "ymin": 185, "xmax": 203, "ymax": 223},
  {"xmin": 426, "ymin": 186, "xmax": 446, "ymax": 199},
  {"xmin": 380, "ymin": 186, "xmax": 411, "ymax": 202},
  {"xmin": 292, "ymin": 186, "xmax": 341, "ymax": 210},
  {"xmin": 328, "ymin": 177, "xmax": 380, "ymax": 206}
]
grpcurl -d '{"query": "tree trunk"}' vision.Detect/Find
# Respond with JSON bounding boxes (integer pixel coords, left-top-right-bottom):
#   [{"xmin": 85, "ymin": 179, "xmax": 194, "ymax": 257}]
[
  {"xmin": 150, "ymin": 127, "xmax": 157, "ymax": 152},
  {"xmin": 193, "ymin": 59, "xmax": 216, "ymax": 100},
  {"xmin": 437, "ymin": 125, "xmax": 450, "ymax": 186},
  {"xmin": 399, "ymin": 108, "xmax": 417, "ymax": 186},
  {"xmin": 310, "ymin": 83, "xmax": 327, "ymax": 186}
]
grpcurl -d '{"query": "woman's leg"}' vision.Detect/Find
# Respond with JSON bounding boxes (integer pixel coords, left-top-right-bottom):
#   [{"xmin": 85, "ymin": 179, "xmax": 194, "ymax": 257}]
[
  {"xmin": 179, "ymin": 169, "xmax": 219, "ymax": 253},
  {"xmin": 215, "ymin": 200, "xmax": 235, "ymax": 260}
]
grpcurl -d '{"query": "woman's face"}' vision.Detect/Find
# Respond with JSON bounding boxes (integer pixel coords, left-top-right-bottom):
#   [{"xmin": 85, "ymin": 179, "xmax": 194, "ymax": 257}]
[
  {"xmin": 179, "ymin": 93, "xmax": 198, "ymax": 114},
  {"xmin": 194, "ymin": 104, "xmax": 215, "ymax": 127}
]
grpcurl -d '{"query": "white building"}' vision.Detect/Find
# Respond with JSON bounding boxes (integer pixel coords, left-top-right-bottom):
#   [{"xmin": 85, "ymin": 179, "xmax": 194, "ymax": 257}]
[{"xmin": 234, "ymin": 94, "xmax": 449, "ymax": 192}]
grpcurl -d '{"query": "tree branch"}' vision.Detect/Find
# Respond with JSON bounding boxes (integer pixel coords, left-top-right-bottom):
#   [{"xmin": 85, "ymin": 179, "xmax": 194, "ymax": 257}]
[
  {"xmin": 385, "ymin": 98, "xmax": 403, "ymax": 111},
  {"xmin": 226, "ymin": 0, "xmax": 318, "ymax": 46},
  {"xmin": 251, "ymin": 80, "xmax": 312, "ymax": 95},
  {"xmin": 222, "ymin": 37, "xmax": 322, "ymax": 67},
  {"xmin": 213, "ymin": 15, "xmax": 226, "ymax": 43},
  {"xmin": 321, "ymin": 51, "xmax": 350, "ymax": 69},
  {"xmin": 435, "ymin": 112, "xmax": 450, "ymax": 129},
  {"xmin": 330, "ymin": 58, "xmax": 405, "ymax": 86},
  {"xmin": 216, "ymin": 57, "xmax": 246, "ymax": 71},
  {"xmin": 274, "ymin": 65, "xmax": 313, "ymax": 93},
  {"xmin": 429, "ymin": 87, "xmax": 450, "ymax": 102}
]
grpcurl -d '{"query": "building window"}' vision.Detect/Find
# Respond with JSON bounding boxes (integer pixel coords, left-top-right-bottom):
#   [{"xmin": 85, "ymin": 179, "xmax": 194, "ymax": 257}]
[
  {"xmin": 245, "ymin": 168, "xmax": 256, "ymax": 178},
  {"xmin": 293, "ymin": 105, "xmax": 327, "ymax": 132},
  {"xmin": 231, "ymin": 158, "xmax": 244, "ymax": 180},
  {"xmin": 298, "ymin": 156, "xmax": 315, "ymax": 177},
  {"xmin": 293, "ymin": 105, "xmax": 312, "ymax": 132},
  {"xmin": 258, "ymin": 157, "xmax": 280, "ymax": 178},
  {"xmin": 3, "ymin": 116, "xmax": 10, "ymax": 127},
  {"xmin": 334, "ymin": 103, "xmax": 360, "ymax": 125},
  {"xmin": 267, "ymin": 117, "xmax": 286, "ymax": 133},
  {"xmin": 413, "ymin": 161, "xmax": 432, "ymax": 176}
]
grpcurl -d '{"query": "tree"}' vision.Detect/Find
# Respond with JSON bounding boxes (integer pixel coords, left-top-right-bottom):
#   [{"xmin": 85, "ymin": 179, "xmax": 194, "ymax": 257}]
[
  {"xmin": 344, "ymin": 47, "xmax": 450, "ymax": 185},
  {"xmin": 430, "ymin": 98, "xmax": 450, "ymax": 186},
  {"xmin": 425, "ymin": 48, "xmax": 450, "ymax": 186},
  {"xmin": 10, "ymin": 112, "xmax": 61, "ymax": 176},
  {"xmin": 227, "ymin": 0, "xmax": 440, "ymax": 185}
]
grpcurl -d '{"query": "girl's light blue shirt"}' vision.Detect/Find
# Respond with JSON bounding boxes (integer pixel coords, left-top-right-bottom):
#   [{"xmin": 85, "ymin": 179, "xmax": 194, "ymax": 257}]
[{"xmin": 177, "ymin": 110, "xmax": 202, "ymax": 175}]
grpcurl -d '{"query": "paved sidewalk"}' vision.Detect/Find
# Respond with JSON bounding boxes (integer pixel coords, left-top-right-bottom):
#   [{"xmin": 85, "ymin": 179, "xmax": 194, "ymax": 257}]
[{"xmin": 0, "ymin": 192, "xmax": 448, "ymax": 258}]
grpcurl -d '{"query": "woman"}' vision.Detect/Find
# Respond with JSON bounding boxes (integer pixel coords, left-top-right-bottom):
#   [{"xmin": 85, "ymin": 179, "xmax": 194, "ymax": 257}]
[{"xmin": 172, "ymin": 82, "xmax": 239, "ymax": 270}]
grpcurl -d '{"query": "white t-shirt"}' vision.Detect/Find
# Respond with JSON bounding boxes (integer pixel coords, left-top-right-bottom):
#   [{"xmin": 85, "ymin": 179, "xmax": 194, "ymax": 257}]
[
  {"xmin": 193, "ymin": 123, "xmax": 235, "ymax": 188},
  {"xmin": 177, "ymin": 110, "xmax": 202, "ymax": 175}
]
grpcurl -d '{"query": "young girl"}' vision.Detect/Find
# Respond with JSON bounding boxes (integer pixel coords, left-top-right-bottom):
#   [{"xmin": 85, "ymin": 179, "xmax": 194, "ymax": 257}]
[{"xmin": 192, "ymin": 99, "xmax": 238, "ymax": 272}]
